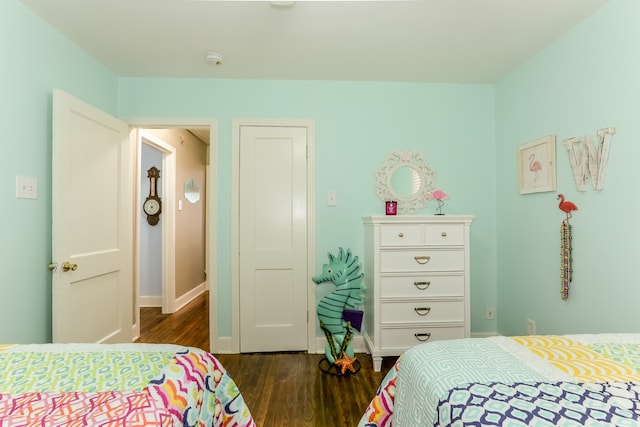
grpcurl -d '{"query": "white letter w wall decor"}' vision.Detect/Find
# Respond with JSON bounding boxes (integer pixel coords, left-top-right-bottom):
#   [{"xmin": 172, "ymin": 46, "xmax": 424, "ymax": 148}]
[{"xmin": 563, "ymin": 127, "xmax": 615, "ymax": 191}]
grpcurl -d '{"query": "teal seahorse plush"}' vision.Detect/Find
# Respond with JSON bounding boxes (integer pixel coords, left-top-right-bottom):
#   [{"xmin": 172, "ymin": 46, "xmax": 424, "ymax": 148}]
[{"xmin": 312, "ymin": 247, "xmax": 365, "ymax": 368}]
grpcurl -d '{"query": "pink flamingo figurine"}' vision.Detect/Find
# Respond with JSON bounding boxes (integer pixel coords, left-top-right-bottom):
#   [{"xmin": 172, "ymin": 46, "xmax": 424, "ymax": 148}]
[
  {"xmin": 432, "ymin": 190, "xmax": 448, "ymax": 215},
  {"xmin": 557, "ymin": 194, "xmax": 578, "ymax": 221}
]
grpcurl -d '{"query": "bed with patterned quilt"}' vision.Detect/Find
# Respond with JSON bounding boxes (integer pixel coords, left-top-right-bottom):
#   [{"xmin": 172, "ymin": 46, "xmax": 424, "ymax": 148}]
[
  {"xmin": 359, "ymin": 334, "xmax": 640, "ymax": 426},
  {"xmin": 0, "ymin": 343, "xmax": 255, "ymax": 426}
]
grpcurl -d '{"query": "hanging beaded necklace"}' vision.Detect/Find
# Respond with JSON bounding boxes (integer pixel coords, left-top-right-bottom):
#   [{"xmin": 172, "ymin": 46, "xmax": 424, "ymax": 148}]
[
  {"xmin": 560, "ymin": 220, "xmax": 573, "ymax": 301},
  {"xmin": 557, "ymin": 194, "xmax": 577, "ymax": 301}
]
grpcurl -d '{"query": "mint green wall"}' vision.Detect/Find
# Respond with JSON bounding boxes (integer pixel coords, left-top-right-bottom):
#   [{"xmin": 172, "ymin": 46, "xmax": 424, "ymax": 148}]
[
  {"xmin": 0, "ymin": 0, "xmax": 119, "ymax": 342},
  {"xmin": 2, "ymin": 0, "xmax": 507, "ymax": 344},
  {"xmin": 495, "ymin": 0, "xmax": 640, "ymax": 335},
  {"xmin": 13, "ymin": 0, "xmax": 634, "ymax": 345},
  {"xmin": 7, "ymin": 0, "xmax": 637, "ymax": 345},
  {"xmin": 117, "ymin": 80, "xmax": 498, "ymax": 336}
]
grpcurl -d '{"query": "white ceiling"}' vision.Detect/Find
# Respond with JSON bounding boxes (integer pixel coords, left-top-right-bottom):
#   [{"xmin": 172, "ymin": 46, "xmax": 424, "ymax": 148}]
[{"xmin": 20, "ymin": 0, "xmax": 609, "ymax": 84}]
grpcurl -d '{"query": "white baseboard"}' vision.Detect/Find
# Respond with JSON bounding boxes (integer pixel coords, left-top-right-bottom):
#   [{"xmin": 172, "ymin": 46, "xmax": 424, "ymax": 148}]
[
  {"xmin": 139, "ymin": 295, "xmax": 162, "ymax": 307},
  {"xmin": 211, "ymin": 332, "xmax": 498, "ymax": 355},
  {"xmin": 471, "ymin": 331, "xmax": 499, "ymax": 338},
  {"xmin": 175, "ymin": 282, "xmax": 207, "ymax": 312},
  {"xmin": 211, "ymin": 337, "xmax": 234, "ymax": 354},
  {"xmin": 131, "ymin": 323, "xmax": 139, "ymax": 342},
  {"xmin": 140, "ymin": 283, "xmax": 206, "ymax": 312},
  {"xmin": 210, "ymin": 335, "xmax": 366, "ymax": 355}
]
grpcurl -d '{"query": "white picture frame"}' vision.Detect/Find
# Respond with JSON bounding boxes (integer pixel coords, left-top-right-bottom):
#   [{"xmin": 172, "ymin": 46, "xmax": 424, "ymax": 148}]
[{"xmin": 518, "ymin": 135, "xmax": 556, "ymax": 194}]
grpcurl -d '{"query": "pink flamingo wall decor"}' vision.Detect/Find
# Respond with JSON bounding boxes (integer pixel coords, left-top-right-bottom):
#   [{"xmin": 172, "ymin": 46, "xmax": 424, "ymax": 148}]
[
  {"xmin": 557, "ymin": 194, "xmax": 578, "ymax": 301},
  {"xmin": 529, "ymin": 153, "xmax": 542, "ymax": 180}
]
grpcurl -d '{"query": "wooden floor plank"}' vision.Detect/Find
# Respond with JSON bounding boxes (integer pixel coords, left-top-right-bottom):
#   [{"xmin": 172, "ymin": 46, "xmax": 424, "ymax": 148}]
[{"xmin": 137, "ymin": 292, "xmax": 397, "ymax": 427}]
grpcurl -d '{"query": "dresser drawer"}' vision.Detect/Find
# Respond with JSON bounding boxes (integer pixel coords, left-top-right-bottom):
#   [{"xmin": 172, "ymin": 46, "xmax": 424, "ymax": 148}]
[
  {"xmin": 424, "ymin": 223, "xmax": 465, "ymax": 246},
  {"xmin": 380, "ymin": 325, "xmax": 466, "ymax": 349},
  {"xmin": 380, "ymin": 274, "xmax": 464, "ymax": 298},
  {"xmin": 380, "ymin": 224, "xmax": 421, "ymax": 246},
  {"xmin": 380, "ymin": 249, "xmax": 464, "ymax": 272},
  {"xmin": 380, "ymin": 300, "xmax": 464, "ymax": 323}
]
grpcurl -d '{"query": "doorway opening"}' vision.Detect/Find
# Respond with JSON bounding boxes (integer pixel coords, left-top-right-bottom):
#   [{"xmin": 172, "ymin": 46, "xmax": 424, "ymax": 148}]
[
  {"xmin": 138, "ymin": 131, "xmax": 176, "ymax": 315},
  {"xmin": 129, "ymin": 120, "xmax": 216, "ymax": 351}
]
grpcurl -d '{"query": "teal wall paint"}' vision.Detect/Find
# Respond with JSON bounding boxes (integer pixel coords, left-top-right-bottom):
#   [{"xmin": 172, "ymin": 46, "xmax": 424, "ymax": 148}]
[
  {"xmin": 24, "ymin": 0, "xmax": 640, "ymax": 343},
  {"xmin": 495, "ymin": 0, "xmax": 640, "ymax": 335},
  {"xmin": 117, "ymin": 80, "xmax": 498, "ymax": 336},
  {"xmin": 6, "ymin": 0, "xmax": 637, "ymax": 345},
  {"xmin": 0, "ymin": 0, "xmax": 119, "ymax": 342}
]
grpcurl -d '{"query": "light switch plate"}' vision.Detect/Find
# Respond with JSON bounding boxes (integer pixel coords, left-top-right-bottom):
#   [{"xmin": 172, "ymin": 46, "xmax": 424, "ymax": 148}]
[
  {"xmin": 16, "ymin": 175, "xmax": 38, "ymax": 199},
  {"xmin": 326, "ymin": 191, "xmax": 337, "ymax": 207}
]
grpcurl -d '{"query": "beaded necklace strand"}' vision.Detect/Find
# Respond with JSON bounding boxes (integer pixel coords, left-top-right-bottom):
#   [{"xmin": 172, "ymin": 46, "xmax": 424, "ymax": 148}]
[{"xmin": 560, "ymin": 220, "xmax": 573, "ymax": 300}]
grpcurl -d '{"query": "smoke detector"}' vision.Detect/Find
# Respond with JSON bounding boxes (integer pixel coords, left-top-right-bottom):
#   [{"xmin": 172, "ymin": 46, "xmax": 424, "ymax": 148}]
[{"xmin": 206, "ymin": 51, "xmax": 223, "ymax": 65}]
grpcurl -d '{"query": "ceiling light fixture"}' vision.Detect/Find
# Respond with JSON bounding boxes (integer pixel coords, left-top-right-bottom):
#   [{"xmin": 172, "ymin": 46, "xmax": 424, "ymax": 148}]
[
  {"xmin": 206, "ymin": 51, "xmax": 223, "ymax": 65},
  {"xmin": 270, "ymin": 1, "xmax": 295, "ymax": 6}
]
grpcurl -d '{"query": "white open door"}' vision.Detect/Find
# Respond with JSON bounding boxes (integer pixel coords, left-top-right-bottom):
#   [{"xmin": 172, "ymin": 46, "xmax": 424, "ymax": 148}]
[{"xmin": 51, "ymin": 90, "xmax": 134, "ymax": 343}]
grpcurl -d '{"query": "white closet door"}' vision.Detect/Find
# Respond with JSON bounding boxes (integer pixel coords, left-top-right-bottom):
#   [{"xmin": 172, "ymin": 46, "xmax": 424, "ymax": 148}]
[{"xmin": 239, "ymin": 125, "xmax": 308, "ymax": 352}]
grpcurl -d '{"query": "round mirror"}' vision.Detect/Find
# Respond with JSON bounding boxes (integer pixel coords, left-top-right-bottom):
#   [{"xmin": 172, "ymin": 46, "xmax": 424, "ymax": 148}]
[
  {"xmin": 390, "ymin": 165, "xmax": 422, "ymax": 199},
  {"xmin": 375, "ymin": 151, "xmax": 436, "ymax": 214}
]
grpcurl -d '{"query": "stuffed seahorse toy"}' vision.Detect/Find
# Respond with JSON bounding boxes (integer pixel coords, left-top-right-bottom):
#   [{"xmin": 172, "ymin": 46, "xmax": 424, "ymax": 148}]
[{"xmin": 312, "ymin": 247, "xmax": 365, "ymax": 369}]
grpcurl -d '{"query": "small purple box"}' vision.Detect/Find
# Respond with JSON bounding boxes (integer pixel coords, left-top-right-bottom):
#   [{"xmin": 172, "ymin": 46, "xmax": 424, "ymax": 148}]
[{"xmin": 342, "ymin": 309, "xmax": 364, "ymax": 331}]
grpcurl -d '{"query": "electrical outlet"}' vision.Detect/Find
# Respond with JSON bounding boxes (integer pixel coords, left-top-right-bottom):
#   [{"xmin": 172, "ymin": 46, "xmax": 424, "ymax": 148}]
[
  {"xmin": 485, "ymin": 307, "xmax": 495, "ymax": 320},
  {"xmin": 527, "ymin": 318, "xmax": 536, "ymax": 335}
]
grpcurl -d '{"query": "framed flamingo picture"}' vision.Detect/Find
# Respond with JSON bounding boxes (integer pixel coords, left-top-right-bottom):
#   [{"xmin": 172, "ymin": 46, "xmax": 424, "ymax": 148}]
[{"xmin": 518, "ymin": 135, "xmax": 557, "ymax": 194}]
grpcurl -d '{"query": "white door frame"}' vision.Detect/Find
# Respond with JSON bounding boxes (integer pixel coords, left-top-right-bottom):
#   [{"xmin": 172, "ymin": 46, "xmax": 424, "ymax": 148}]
[
  {"xmin": 127, "ymin": 118, "xmax": 217, "ymax": 350},
  {"xmin": 230, "ymin": 118, "xmax": 316, "ymax": 354},
  {"xmin": 138, "ymin": 131, "xmax": 177, "ymax": 315}
]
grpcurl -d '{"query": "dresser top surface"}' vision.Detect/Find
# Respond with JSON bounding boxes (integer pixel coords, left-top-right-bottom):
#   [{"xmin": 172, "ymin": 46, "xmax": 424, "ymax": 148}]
[{"xmin": 363, "ymin": 215, "xmax": 474, "ymax": 225}]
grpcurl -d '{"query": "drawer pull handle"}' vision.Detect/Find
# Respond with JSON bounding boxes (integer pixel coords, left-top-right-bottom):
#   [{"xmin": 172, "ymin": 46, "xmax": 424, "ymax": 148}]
[
  {"xmin": 398, "ymin": 232, "xmax": 404, "ymax": 238},
  {"xmin": 441, "ymin": 232, "xmax": 447, "ymax": 237},
  {"xmin": 414, "ymin": 307, "xmax": 431, "ymax": 316},
  {"xmin": 414, "ymin": 256, "xmax": 431, "ymax": 264},
  {"xmin": 415, "ymin": 333, "xmax": 432, "ymax": 342},
  {"xmin": 414, "ymin": 281, "xmax": 431, "ymax": 290}
]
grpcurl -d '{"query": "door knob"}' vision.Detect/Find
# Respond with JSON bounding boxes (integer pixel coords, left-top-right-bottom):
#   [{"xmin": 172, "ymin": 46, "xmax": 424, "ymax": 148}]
[{"xmin": 62, "ymin": 261, "xmax": 78, "ymax": 272}]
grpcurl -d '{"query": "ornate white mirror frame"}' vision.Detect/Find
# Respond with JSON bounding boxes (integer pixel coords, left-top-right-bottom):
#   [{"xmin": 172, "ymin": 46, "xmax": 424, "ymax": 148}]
[{"xmin": 374, "ymin": 151, "xmax": 437, "ymax": 214}]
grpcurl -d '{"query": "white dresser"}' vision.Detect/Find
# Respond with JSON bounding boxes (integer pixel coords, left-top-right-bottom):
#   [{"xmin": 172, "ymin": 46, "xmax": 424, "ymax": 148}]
[{"xmin": 362, "ymin": 215, "xmax": 474, "ymax": 371}]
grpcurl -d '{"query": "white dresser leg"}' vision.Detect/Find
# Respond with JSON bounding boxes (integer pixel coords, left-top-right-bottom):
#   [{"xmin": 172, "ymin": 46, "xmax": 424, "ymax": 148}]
[{"xmin": 372, "ymin": 356, "xmax": 383, "ymax": 372}]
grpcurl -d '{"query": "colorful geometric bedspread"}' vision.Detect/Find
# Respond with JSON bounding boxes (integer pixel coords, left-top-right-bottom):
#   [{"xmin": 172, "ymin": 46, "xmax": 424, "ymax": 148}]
[
  {"xmin": 358, "ymin": 334, "xmax": 640, "ymax": 427},
  {"xmin": 436, "ymin": 381, "xmax": 640, "ymax": 426},
  {"xmin": 0, "ymin": 343, "xmax": 256, "ymax": 427}
]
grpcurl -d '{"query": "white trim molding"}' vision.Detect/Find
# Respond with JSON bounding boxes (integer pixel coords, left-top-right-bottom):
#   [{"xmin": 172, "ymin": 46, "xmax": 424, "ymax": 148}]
[{"xmin": 139, "ymin": 296, "xmax": 162, "ymax": 307}]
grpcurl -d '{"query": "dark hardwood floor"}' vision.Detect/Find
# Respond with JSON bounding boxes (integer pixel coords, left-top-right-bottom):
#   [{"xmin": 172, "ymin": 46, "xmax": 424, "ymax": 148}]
[
  {"xmin": 137, "ymin": 292, "xmax": 397, "ymax": 427},
  {"xmin": 137, "ymin": 291, "xmax": 209, "ymax": 349}
]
